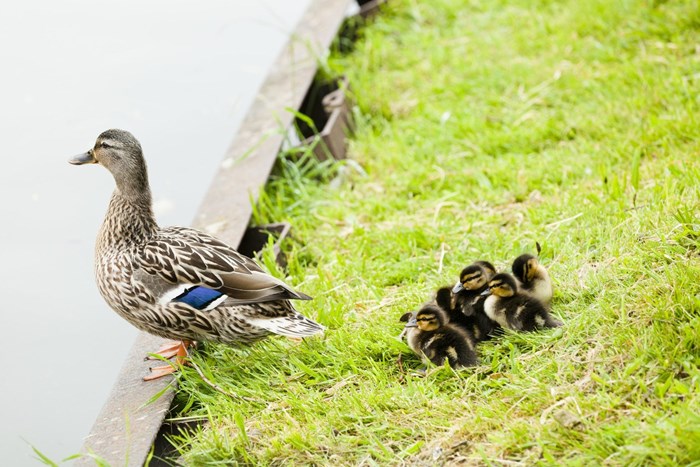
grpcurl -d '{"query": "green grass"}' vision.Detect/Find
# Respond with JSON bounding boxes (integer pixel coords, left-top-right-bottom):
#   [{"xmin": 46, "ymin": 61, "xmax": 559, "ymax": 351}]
[{"xmin": 164, "ymin": 0, "xmax": 700, "ymax": 464}]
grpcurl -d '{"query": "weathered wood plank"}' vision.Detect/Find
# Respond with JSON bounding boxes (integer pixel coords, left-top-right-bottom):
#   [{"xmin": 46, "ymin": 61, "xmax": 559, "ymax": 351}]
[
  {"xmin": 79, "ymin": 333, "xmax": 172, "ymax": 465},
  {"xmin": 77, "ymin": 1, "xmax": 352, "ymax": 465},
  {"xmin": 193, "ymin": 0, "xmax": 353, "ymax": 242}
]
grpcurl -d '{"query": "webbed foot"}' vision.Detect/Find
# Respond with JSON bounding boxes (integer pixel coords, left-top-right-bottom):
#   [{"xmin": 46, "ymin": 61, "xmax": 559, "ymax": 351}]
[{"xmin": 143, "ymin": 340, "xmax": 193, "ymax": 381}]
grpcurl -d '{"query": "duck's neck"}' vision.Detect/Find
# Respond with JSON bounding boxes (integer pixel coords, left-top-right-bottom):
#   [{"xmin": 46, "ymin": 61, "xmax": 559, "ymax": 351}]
[{"xmin": 97, "ymin": 187, "xmax": 158, "ymax": 252}]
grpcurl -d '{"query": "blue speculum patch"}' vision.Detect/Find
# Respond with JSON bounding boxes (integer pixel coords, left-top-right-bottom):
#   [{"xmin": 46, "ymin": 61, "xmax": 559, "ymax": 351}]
[{"xmin": 173, "ymin": 286, "xmax": 224, "ymax": 310}]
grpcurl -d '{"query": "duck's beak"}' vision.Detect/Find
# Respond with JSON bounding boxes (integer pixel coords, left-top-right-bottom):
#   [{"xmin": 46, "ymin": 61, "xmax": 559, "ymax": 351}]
[
  {"xmin": 452, "ymin": 282, "xmax": 464, "ymax": 293},
  {"xmin": 404, "ymin": 316, "xmax": 418, "ymax": 328},
  {"xmin": 480, "ymin": 288, "xmax": 492, "ymax": 296},
  {"xmin": 69, "ymin": 150, "xmax": 96, "ymax": 165}
]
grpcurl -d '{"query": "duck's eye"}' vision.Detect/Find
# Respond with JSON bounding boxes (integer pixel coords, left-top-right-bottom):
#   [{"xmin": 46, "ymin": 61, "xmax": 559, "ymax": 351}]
[{"xmin": 99, "ymin": 141, "xmax": 113, "ymax": 149}]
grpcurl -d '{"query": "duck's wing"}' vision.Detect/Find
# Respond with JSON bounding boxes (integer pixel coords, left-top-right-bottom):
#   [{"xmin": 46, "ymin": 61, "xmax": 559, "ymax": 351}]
[{"xmin": 138, "ymin": 226, "xmax": 312, "ymax": 304}]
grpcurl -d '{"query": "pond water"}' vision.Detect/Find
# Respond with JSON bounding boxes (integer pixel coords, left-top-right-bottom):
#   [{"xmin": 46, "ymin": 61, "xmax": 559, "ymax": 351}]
[{"xmin": 0, "ymin": 0, "xmax": 313, "ymax": 463}]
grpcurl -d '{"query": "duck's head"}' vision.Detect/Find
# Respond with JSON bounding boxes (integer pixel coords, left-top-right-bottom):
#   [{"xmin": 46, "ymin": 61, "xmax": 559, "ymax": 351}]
[
  {"xmin": 414, "ymin": 304, "xmax": 447, "ymax": 331},
  {"xmin": 400, "ymin": 305, "xmax": 447, "ymax": 331},
  {"xmin": 70, "ymin": 129, "xmax": 149, "ymax": 197},
  {"xmin": 485, "ymin": 273, "xmax": 518, "ymax": 298},
  {"xmin": 474, "ymin": 260, "xmax": 496, "ymax": 276},
  {"xmin": 452, "ymin": 261, "xmax": 496, "ymax": 293},
  {"xmin": 512, "ymin": 254, "xmax": 540, "ymax": 283}
]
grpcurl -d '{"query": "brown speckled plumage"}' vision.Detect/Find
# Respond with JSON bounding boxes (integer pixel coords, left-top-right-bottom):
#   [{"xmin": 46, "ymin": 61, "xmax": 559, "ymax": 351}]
[{"xmin": 71, "ymin": 129, "xmax": 323, "ymax": 346}]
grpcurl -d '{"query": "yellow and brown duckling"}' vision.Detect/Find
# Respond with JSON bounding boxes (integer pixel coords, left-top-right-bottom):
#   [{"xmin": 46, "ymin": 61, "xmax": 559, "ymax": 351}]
[
  {"xmin": 399, "ymin": 304, "xmax": 478, "ymax": 369},
  {"xmin": 435, "ymin": 286, "xmax": 499, "ymax": 342},
  {"xmin": 451, "ymin": 260, "xmax": 497, "ymax": 316},
  {"xmin": 511, "ymin": 254, "xmax": 553, "ymax": 307},
  {"xmin": 483, "ymin": 273, "xmax": 562, "ymax": 332}
]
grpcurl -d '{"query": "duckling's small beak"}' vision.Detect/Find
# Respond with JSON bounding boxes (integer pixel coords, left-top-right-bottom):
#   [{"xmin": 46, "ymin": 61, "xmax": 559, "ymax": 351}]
[
  {"xmin": 480, "ymin": 288, "xmax": 491, "ymax": 296},
  {"xmin": 452, "ymin": 282, "xmax": 464, "ymax": 293},
  {"xmin": 404, "ymin": 316, "xmax": 418, "ymax": 328},
  {"xmin": 69, "ymin": 150, "xmax": 97, "ymax": 165}
]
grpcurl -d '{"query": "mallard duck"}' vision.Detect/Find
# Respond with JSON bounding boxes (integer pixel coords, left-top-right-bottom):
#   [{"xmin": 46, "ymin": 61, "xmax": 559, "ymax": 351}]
[
  {"xmin": 435, "ymin": 286, "xmax": 499, "ymax": 342},
  {"xmin": 451, "ymin": 260, "xmax": 497, "ymax": 316},
  {"xmin": 399, "ymin": 304, "xmax": 477, "ymax": 369},
  {"xmin": 482, "ymin": 273, "xmax": 562, "ymax": 332},
  {"xmin": 70, "ymin": 129, "xmax": 324, "ymax": 379},
  {"xmin": 511, "ymin": 253, "xmax": 553, "ymax": 306}
]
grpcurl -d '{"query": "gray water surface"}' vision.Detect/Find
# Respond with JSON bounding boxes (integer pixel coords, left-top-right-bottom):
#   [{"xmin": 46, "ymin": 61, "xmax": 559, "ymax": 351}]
[{"xmin": 0, "ymin": 0, "xmax": 312, "ymax": 463}]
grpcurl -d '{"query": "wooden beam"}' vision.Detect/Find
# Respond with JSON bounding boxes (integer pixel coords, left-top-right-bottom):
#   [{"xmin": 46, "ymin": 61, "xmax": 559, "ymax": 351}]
[{"xmin": 194, "ymin": 0, "xmax": 353, "ymax": 242}]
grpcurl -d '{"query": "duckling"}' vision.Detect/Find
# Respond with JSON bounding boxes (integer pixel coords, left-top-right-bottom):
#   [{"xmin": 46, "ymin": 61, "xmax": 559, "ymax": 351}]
[
  {"xmin": 451, "ymin": 260, "xmax": 497, "ymax": 316},
  {"xmin": 399, "ymin": 304, "xmax": 477, "ymax": 369},
  {"xmin": 435, "ymin": 286, "xmax": 499, "ymax": 342},
  {"xmin": 511, "ymin": 254, "xmax": 553, "ymax": 306},
  {"xmin": 483, "ymin": 273, "xmax": 562, "ymax": 332}
]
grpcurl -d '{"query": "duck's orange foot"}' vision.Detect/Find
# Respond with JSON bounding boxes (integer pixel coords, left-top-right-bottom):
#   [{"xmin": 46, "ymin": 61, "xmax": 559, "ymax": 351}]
[
  {"xmin": 143, "ymin": 340, "xmax": 194, "ymax": 381},
  {"xmin": 145, "ymin": 339, "xmax": 194, "ymax": 360},
  {"xmin": 144, "ymin": 363, "xmax": 178, "ymax": 381}
]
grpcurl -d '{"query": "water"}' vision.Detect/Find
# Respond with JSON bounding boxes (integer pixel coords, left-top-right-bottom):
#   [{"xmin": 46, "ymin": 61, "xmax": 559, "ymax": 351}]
[{"xmin": 0, "ymin": 0, "xmax": 312, "ymax": 463}]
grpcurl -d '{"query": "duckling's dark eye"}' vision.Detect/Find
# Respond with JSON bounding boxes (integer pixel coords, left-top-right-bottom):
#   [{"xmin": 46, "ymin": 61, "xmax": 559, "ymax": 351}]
[{"xmin": 99, "ymin": 141, "xmax": 113, "ymax": 149}]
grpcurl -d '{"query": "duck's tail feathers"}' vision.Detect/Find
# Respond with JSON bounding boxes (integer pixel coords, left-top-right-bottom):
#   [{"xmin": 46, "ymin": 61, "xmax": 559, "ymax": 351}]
[
  {"xmin": 246, "ymin": 314, "xmax": 325, "ymax": 337},
  {"xmin": 293, "ymin": 291, "xmax": 313, "ymax": 301}
]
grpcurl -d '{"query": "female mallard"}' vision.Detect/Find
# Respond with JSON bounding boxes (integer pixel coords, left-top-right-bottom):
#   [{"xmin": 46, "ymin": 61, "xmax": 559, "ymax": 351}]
[{"xmin": 70, "ymin": 129, "xmax": 324, "ymax": 379}]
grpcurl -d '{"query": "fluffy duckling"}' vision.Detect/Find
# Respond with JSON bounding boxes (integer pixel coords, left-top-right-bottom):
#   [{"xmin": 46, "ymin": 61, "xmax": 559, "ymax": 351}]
[
  {"xmin": 512, "ymin": 254, "xmax": 553, "ymax": 306},
  {"xmin": 483, "ymin": 273, "xmax": 562, "ymax": 332},
  {"xmin": 399, "ymin": 304, "xmax": 477, "ymax": 369},
  {"xmin": 435, "ymin": 287, "xmax": 499, "ymax": 342},
  {"xmin": 451, "ymin": 260, "xmax": 497, "ymax": 316}
]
